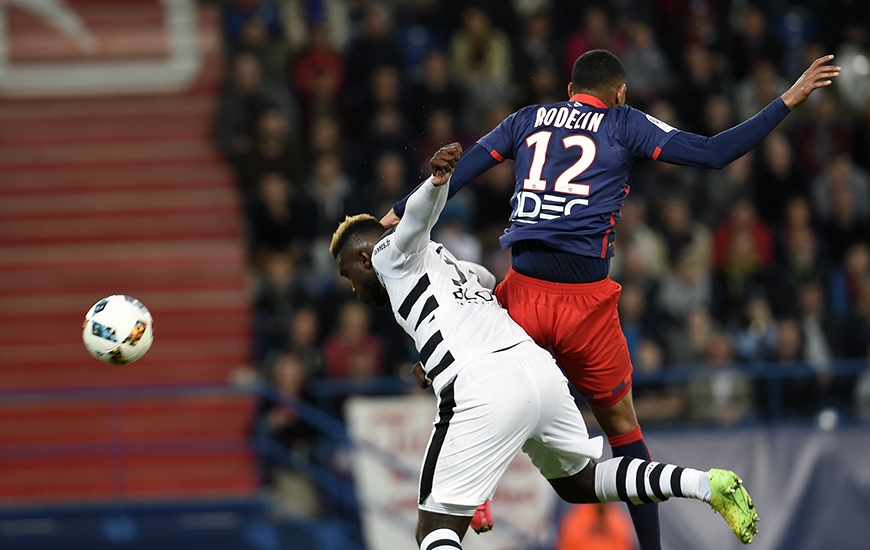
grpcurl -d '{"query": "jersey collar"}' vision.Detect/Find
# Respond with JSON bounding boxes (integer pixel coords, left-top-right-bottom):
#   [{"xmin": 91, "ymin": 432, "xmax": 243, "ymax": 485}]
[{"xmin": 569, "ymin": 93, "xmax": 608, "ymax": 109}]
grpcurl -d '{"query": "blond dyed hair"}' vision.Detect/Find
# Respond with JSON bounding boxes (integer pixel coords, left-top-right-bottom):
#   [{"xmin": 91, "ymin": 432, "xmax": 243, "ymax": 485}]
[{"xmin": 329, "ymin": 213, "xmax": 380, "ymax": 257}]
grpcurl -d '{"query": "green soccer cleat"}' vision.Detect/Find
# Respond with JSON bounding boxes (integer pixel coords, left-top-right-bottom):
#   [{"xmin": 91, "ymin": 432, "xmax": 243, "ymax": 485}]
[{"xmin": 707, "ymin": 469, "xmax": 759, "ymax": 544}]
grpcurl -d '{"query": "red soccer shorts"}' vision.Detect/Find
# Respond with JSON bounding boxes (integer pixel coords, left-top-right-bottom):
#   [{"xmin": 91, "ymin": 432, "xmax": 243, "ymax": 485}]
[{"xmin": 494, "ymin": 267, "xmax": 633, "ymax": 408}]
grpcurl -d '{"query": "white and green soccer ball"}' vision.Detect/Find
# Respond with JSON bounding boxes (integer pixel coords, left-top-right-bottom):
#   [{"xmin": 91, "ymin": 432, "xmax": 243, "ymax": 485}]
[{"xmin": 82, "ymin": 295, "xmax": 154, "ymax": 364}]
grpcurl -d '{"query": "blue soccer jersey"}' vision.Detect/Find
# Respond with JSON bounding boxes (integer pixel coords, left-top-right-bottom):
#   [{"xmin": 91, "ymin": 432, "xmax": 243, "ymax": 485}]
[
  {"xmin": 393, "ymin": 94, "xmax": 790, "ymax": 265},
  {"xmin": 478, "ymin": 93, "xmax": 678, "ymax": 259}
]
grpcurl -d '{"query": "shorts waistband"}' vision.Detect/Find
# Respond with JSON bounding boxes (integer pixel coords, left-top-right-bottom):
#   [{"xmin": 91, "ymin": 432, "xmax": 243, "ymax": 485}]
[{"xmin": 503, "ymin": 266, "xmax": 614, "ymax": 296}]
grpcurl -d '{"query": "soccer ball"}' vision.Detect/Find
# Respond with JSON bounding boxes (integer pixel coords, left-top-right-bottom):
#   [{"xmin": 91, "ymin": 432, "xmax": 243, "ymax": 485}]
[{"xmin": 82, "ymin": 295, "xmax": 154, "ymax": 364}]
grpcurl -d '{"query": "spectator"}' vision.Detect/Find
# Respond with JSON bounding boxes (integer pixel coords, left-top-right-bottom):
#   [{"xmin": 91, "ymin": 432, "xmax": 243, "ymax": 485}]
[
  {"xmin": 812, "ymin": 153, "xmax": 870, "ymax": 223},
  {"xmin": 237, "ymin": 10, "xmax": 288, "ymax": 83},
  {"xmin": 343, "ymin": 4, "xmax": 405, "ymax": 113},
  {"xmin": 669, "ymin": 44, "xmax": 728, "ymax": 134},
  {"xmin": 685, "ymin": 332, "xmax": 754, "ymax": 426},
  {"xmin": 622, "ymin": 20, "xmax": 671, "ymax": 109},
  {"xmin": 713, "ymin": 198, "xmax": 774, "ymax": 271},
  {"xmin": 346, "ymin": 151, "xmax": 410, "ymax": 220},
  {"xmin": 214, "ymin": 53, "xmax": 299, "ymax": 172},
  {"xmin": 223, "ymin": 0, "xmax": 283, "ymax": 55},
  {"xmin": 562, "ymin": 6, "xmax": 626, "ymax": 82},
  {"xmin": 307, "ymin": 152, "xmax": 353, "ymax": 238},
  {"xmin": 833, "ymin": 24, "xmax": 870, "ymax": 112},
  {"xmin": 307, "ymin": 112, "xmax": 345, "ymax": 160},
  {"xmin": 842, "ymin": 273, "xmax": 870, "ymax": 358},
  {"xmin": 665, "ymin": 307, "xmax": 714, "ymax": 367},
  {"xmin": 658, "ymin": 196, "xmax": 711, "ymax": 271},
  {"xmin": 283, "ymin": 0, "xmax": 350, "ymax": 55},
  {"xmin": 768, "ymin": 224, "xmax": 828, "ymax": 318},
  {"xmin": 696, "ymin": 150, "xmax": 754, "ymax": 228},
  {"xmin": 253, "ymin": 251, "xmax": 308, "ymax": 364},
  {"xmin": 449, "ymin": 7, "xmax": 512, "ymax": 133},
  {"xmin": 249, "ymin": 171, "xmax": 318, "ymax": 261},
  {"xmin": 732, "ymin": 294, "xmax": 778, "ymax": 362},
  {"xmin": 797, "ymin": 281, "xmax": 841, "ymax": 379},
  {"xmin": 413, "ymin": 109, "xmax": 461, "ymax": 178},
  {"xmin": 830, "ymin": 243, "xmax": 870, "ymax": 318},
  {"xmin": 609, "ymin": 197, "xmax": 667, "ymax": 282},
  {"xmin": 292, "ymin": 25, "xmax": 345, "ymax": 131},
  {"xmin": 819, "ymin": 168, "xmax": 870, "ymax": 265},
  {"xmin": 287, "ymin": 306, "xmax": 323, "ymax": 379},
  {"xmin": 774, "ymin": 196, "xmax": 817, "ymax": 261},
  {"xmin": 792, "ymin": 92, "xmax": 853, "ymax": 177},
  {"xmin": 350, "ymin": 64, "xmax": 409, "ymax": 143},
  {"xmin": 356, "ymin": 107, "xmax": 415, "ymax": 187},
  {"xmin": 407, "ymin": 48, "xmax": 464, "ymax": 132},
  {"xmin": 362, "ymin": 65, "xmax": 405, "ymax": 119},
  {"xmin": 727, "ymin": 4, "xmax": 783, "ymax": 81},
  {"xmin": 258, "ymin": 352, "xmax": 320, "ymax": 517},
  {"xmin": 632, "ymin": 339, "xmax": 685, "ymax": 425},
  {"xmin": 753, "ymin": 131, "xmax": 809, "ymax": 225},
  {"xmin": 512, "ymin": 11, "xmax": 561, "ymax": 106},
  {"xmin": 323, "ymin": 302, "xmax": 384, "ymax": 379},
  {"xmin": 656, "ymin": 253, "xmax": 712, "ymax": 326},
  {"xmin": 759, "ymin": 319, "xmax": 820, "ymax": 418},
  {"xmin": 619, "ymin": 283, "xmax": 649, "ymax": 360},
  {"xmin": 240, "ymin": 107, "xmax": 308, "ymax": 198},
  {"xmin": 712, "ymin": 226, "xmax": 772, "ymax": 328},
  {"xmin": 852, "ymin": 96, "xmax": 870, "ymax": 172}
]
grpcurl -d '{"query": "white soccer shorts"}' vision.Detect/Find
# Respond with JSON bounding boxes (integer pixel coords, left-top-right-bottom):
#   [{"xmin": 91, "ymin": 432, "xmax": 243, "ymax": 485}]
[{"xmin": 418, "ymin": 340, "xmax": 604, "ymax": 516}]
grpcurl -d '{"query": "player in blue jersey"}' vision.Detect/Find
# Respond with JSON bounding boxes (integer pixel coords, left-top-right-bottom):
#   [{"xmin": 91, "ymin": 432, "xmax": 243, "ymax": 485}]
[{"xmin": 382, "ymin": 50, "xmax": 839, "ymax": 549}]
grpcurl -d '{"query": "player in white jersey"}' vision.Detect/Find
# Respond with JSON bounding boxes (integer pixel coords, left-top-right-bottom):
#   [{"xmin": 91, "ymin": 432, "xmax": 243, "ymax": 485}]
[{"xmin": 330, "ymin": 144, "xmax": 759, "ymax": 549}]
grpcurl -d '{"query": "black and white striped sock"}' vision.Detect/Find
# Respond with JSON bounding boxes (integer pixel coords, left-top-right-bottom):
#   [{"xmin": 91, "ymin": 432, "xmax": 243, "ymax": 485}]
[
  {"xmin": 594, "ymin": 457, "xmax": 712, "ymax": 505},
  {"xmin": 420, "ymin": 528, "xmax": 462, "ymax": 550}
]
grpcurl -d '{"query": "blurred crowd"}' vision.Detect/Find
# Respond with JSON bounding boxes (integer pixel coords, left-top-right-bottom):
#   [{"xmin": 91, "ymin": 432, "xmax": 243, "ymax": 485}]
[{"xmin": 210, "ymin": 0, "xmax": 870, "ymax": 506}]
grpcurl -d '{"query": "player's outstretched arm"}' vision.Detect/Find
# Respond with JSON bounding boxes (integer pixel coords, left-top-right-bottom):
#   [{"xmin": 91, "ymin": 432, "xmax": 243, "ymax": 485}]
[
  {"xmin": 392, "ymin": 144, "xmax": 462, "ymax": 255},
  {"xmin": 781, "ymin": 54, "xmax": 841, "ymax": 110},
  {"xmin": 657, "ymin": 55, "xmax": 840, "ymax": 170}
]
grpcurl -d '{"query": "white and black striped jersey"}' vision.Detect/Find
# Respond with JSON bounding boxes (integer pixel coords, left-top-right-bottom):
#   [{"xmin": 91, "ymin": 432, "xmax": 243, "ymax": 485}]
[{"xmin": 371, "ymin": 177, "xmax": 531, "ymax": 388}]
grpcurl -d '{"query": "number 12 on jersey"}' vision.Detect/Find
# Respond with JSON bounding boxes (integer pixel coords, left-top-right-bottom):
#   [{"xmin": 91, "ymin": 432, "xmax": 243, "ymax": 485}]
[{"xmin": 522, "ymin": 130, "xmax": 596, "ymax": 196}]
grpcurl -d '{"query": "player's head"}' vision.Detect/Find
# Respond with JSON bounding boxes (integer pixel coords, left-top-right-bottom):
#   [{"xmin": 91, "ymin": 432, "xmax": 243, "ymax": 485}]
[
  {"xmin": 569, "ymin": 50, "xmax": 627, "ymax": 107},
  {"xmin": 330, "ymin": 214, "xmax": 390, "ymax": 307}
]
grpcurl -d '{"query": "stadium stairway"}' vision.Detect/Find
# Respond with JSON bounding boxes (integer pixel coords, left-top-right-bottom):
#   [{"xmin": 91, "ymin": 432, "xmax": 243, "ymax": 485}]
[{"xmin": 0, "ymin": 1, "xmax": 258, "ymax": 503}]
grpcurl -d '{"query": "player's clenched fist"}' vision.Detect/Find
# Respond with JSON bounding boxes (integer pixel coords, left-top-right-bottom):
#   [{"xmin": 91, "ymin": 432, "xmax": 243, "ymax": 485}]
[
  {"xmin": 781, "ymin": 54, "xmax": 841, "ymax": 109},
  {"xmin": 431, "ymin": 142, "xmax": 463, "ymax": 186}
]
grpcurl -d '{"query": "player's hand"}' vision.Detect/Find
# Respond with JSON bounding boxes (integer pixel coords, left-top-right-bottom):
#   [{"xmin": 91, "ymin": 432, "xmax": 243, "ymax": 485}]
[
  {"xmin": 412, "ymin": 362, "xmax": 431, "ymax": 389},
  {"xmin": 431, "ymin": 142, "xmax": 463, "ymax": 186},
  {"xmin": 781, "ymin": 54, "xmax": 840, "ymax": 109},
  {"xmin": 380, "ymin": 208, "xmax": 400, "ymax": 228}
]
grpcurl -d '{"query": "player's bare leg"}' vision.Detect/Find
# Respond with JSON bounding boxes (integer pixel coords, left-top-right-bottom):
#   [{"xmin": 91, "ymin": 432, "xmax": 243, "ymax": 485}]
[
  {"xmin": 416, "ymin": 510, "xmax": 472, "ymax": 549},
  {"xmin": 588, "ymin": 388, "xmax": 640, "ymax": 436},
  {"xmin": 587, "ymin": 389, "xmax": 663, "ymax": 550}
]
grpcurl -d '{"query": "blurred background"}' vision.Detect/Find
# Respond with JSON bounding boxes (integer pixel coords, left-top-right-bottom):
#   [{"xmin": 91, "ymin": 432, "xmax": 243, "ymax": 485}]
[{"xmin": 1, "ymin": 0, "xmax": 870, "ymax": 549}]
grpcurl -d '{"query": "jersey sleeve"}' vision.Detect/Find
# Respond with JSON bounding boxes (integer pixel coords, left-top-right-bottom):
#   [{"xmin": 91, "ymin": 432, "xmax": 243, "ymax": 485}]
[
  {"xmin": 656, "ymin": 98, "xmax": 791, "ymax": 169},
  {"xmin": 392, "ymin": 176, "xmax": 449, "ymax": 257},
  {"xmin": 477, "ymin": 110, "xmax": 522, "ymax": 162},
  {"xmin": 619, "ymin": 106, "xmax": 682, "ymax": 161}
]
